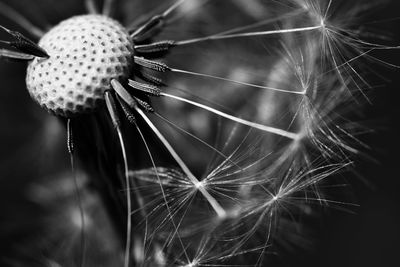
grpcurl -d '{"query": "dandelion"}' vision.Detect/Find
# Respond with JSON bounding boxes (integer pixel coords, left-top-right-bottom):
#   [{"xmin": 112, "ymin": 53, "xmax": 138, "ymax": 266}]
[{"xmin": 0, "ymin": 0, "xmax": 396, "ymax": 266}]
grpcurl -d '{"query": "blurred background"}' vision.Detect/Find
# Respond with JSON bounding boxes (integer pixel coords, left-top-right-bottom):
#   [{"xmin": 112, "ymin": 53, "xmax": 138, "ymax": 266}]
[{"xmin": 0, "ymin": 0, "xmax": 399, "ymax": 266}]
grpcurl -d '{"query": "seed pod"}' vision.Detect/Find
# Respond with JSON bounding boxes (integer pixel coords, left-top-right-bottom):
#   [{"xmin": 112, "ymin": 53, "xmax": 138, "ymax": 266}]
[{"xmin": 25, "ymin": 15, "xmax": 134, "ymax": 117}]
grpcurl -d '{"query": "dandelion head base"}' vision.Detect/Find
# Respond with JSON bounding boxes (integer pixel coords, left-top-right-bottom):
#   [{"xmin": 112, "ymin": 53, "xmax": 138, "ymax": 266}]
[{"xmin": 26, "ymin": 15, "xmax": 134, "ymax": 117}]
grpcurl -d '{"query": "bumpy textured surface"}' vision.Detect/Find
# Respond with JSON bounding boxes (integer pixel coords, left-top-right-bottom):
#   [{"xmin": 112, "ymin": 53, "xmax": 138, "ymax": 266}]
[{"xmin": 26, "ymin": 15, "xmax": 134, "ymax": 117}]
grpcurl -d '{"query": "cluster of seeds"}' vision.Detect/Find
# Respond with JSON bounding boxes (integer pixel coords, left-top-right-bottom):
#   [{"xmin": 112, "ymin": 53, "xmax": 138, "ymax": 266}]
[{"xmin": 26, "ymin": 15, "xmax": 134, "ymax": 117}]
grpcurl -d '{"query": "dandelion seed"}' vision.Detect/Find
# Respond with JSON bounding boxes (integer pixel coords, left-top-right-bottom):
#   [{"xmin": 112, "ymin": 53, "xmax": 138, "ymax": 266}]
[{"xmin": 0, "ymin": 0, "xmax": 396, "ymax": 266}]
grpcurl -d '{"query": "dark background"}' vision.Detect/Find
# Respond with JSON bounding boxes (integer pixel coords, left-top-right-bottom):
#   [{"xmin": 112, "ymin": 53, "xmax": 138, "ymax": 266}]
[
  {"xmin": 299, "ymin": 3, "xmax": 400, "ymax": 266},
  {"xmin": 306, "ymin": 4, "xmax": 400, "ymax": 266},
  {"xmin": 0, "ymin": 0, "xmax": 399, "ymax": 266}
]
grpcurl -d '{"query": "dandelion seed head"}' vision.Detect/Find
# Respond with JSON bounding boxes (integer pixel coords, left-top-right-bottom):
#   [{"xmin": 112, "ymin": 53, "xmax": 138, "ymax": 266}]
[
  {"xmin": 0, "ymin": 0, "xmax": 393, "ymax": 265},
  {"xmin": 26, "ymin": 15, "xmax": 134, "ymax": 117}
]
